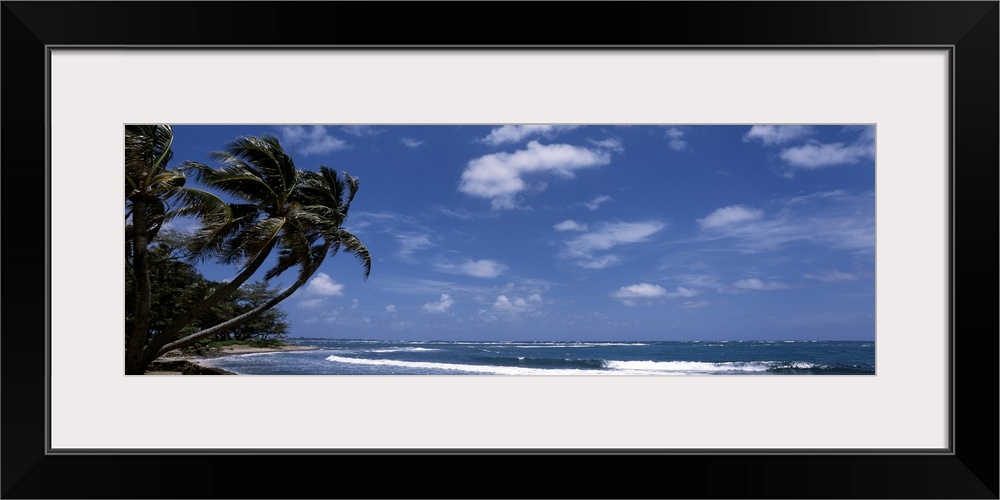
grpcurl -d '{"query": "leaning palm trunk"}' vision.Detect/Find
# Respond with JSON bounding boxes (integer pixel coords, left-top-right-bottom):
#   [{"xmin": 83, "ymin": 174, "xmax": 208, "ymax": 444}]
[
  {"xmin": 141, "ymin": 236, "xmax": 280, "ymax": 368},
  {"xmin": 129, "ymin": 135, "xmax": 372, "ymax": 372},
  {"xmin": 154, "ymin": 244, "xmax": 330, "ymax": 358}
]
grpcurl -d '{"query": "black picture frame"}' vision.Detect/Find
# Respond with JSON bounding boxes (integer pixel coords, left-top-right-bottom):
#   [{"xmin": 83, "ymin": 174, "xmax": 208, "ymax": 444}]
[{"xmin": 3, "ymin": 2, "xmax": 996, "ymax": 498}]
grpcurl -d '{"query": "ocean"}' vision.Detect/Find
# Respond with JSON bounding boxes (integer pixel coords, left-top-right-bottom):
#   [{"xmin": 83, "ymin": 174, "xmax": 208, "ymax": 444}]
[{"xmin": 198, "ymin": 339, "xmax": 875, "ymax": 375}]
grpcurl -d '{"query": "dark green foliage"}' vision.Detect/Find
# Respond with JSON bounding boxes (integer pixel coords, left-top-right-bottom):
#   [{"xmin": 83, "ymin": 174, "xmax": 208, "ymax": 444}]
[
  {"xmin": 125, "ymin": 236, "xmax": 208, "ymax": 347},
  {"xmin": 201, "ymin": 281, "xmax": 289, "ymax": 342},
  {"xmin": 153, "ymin": 137, "xmax": 371, "ymax": 358},
  {"xmin": 201, "ymin": 339, "xmax": 285, "ymax": 349},
  {"xmin": 126, "ymin": 128, "xmax": 371, "ymax": 372},
  {"xmin": 124, "ymin": 124, "xmax": 232, "ymax": 374},
  {"xmin": 125, "ymin": 231, "xmax": 289, "ymax": 350}
]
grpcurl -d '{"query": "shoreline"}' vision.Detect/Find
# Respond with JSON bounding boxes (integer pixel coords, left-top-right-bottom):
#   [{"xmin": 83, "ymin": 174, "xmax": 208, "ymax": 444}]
[{"xmin": 145, "ymin": 344, "xmax": 320, "ymax": 375}]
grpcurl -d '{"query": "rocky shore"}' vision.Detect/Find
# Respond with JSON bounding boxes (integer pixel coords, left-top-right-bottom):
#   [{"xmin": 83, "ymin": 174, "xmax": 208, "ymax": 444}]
[{"xmin": 144, "ymin": 344, "xmax": 319, "ymax": 375}]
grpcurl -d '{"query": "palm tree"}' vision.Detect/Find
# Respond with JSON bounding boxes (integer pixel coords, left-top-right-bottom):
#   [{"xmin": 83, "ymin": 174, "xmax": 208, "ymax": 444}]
[
  {"xmin": 139, "ymin": 136, "xmax": 371, "ymax": 370},
  {"xmin": 124, "ymin": 125, "xmax": 228, "ymax": 374}
]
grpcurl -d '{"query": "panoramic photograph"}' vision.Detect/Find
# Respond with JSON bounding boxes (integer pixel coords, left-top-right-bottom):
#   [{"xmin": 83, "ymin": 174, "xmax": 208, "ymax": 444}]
[{"xmin": 125, "ymin": 124, "xmax": 875, "ymax": 375}]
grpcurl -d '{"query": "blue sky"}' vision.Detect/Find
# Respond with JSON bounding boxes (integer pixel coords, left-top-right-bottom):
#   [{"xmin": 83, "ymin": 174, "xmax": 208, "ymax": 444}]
[{"xmin": 162, "ymin": 124, "xmax": 875, "ymax": 341}]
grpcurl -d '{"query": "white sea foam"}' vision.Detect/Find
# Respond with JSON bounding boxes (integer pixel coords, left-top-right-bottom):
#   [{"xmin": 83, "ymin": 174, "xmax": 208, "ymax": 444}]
[
  {"xmin": 603, "ymin": 360, "xmax": 767, "ymax": 373},
  {"xmin": 581, "ymin": 342, "xmax": 649, "ymax": 347},
  {"xmin": 788, "ymin": 362, "xmax": 822, "ymax": 369},
  {"xmin": 324, "ymin": 355, "xmax": 824, "ymax": 375},
  {"xmin": 325, "ymin": 355, "xmax": 602, "ymax": 375},
  {"xmin": 451, "ymin": 341, "xmax": 516, "ymax": 345},
  {"xmin": 602, "ymin": 360, "xmax": 821, "ymax": 374},
  {"xmin": 514, "ymin": 342, "xmax": 646, "ymax": 348},
  {"xmin": 515, "ymin": 344, "xmax": 583, "ymax": 348},
  {"xmin": 368, "ymin": 347, "xmax": 442, "ymax": 353},
  {"xmin": 227, "ymin": 351, "xmax": 282, "ymax": 358}
]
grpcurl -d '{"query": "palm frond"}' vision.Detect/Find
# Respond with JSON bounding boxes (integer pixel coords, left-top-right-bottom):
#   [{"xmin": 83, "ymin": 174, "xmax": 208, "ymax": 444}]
[
  {"xmin": 125, "ymin": 125, "xmax": 174, "ymax": 170},
  {"xmin": 263, "ymin": 248, "xmax": 300, "ymax": 281},
  {"xmin": 342, "ymin": 171, "xmax": 360, "ymax": 209},
  {"xmin": 144, "ymin": 171, "xmax": 187, "ymax": 201},
  {"xmin": 184, "ymin": 161, "xmax": 277, "ymax": 206},
  {"xmin": 220, "ymin": 216, "xmax": 286, "ymax": 267},
  {"xmin": 299, "ymin": 244, "xmax": 329, "ymax": 282},
  {"xmin": 263, "ymin": 230, "xmax": 315, "ymax": 280},
  {"xmin": 223, "ymin": 135, "xmax": 299, "ymax": 200},
  {"xmin": 166, "ymin": 187, "xmax": 231, "ymax": 220},
  {"xmin": 179, "ymin": 200, "xmax": 258, "ymax": 259},
  {"xmin": 332, "ymin": 230, "xmax": 371, "ymax": 280},
  {"xmin": 125, "ymin": 125, "xmax": 175, "ymax": 189}
]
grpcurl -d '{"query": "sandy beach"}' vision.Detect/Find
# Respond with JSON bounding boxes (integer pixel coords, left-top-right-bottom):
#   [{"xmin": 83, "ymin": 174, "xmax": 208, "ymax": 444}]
[{"xmin": 145, "ymin": 344, "xmax": 320, "ymax": 375}]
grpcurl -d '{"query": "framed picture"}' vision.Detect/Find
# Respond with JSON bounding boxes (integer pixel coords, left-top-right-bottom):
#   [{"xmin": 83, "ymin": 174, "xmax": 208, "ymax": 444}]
[{"xmin": 4, "ymin": 2, "xmax": 996, "ymax": 498}]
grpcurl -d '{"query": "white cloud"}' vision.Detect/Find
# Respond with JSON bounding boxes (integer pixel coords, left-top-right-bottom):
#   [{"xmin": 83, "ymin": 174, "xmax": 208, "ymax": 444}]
[
  {"xmin": 396, "ymin": 233, "xmax": 433, "ymax": 258},
  {"xmin": 563, "ymin": 221, "xmax": 666, "ymax": 269},
  {"xmin": 777, "ymin": 126, "xmax": 875, "ymax": 176},
  {"xmin": 478, "ymin": 293, "xmax": 544, "ymax": 320},
  {"xmin": 779, "ymin": 141, "xmax": 874, "ymax": 169},
  {"xmin": 376, "ymin": 277, "xmax": 498, "ymax": 297},
  {"xmin": 497, "ymin": 279, "xmax": 553, "ymax": 298},
  {"xmin": 587, "ymin": 137, "xmax": 624, "ymax": 152},
  {"xmin": 433, "ymin": 207, "xmax": 480, "ymax": 221},
  {"xmin": 731, "ymin": 278, "xmax": 790, "ymax": 291},
  {"xmin": 803, "ymin": 270, "xmax": 860, "ymax": 282},
  {"xmin": 583, "ymin": 195, "xmax": 612, "ymax": 211},
  {"xmin": 664, "ymin": 127, "xmax": 687, "ymax": 151},
  {"xmin": 667, "ymin": 274, "xmax": 788, "ymax": 297},
  {"xmin": 611, "ymin": 283, "xmax": 697, "ymax": 304},
  {"xmin": 298, "ymin": 298, "xmax": 325, "ymax": 309},
  {"xmin": 279, "ymin": 126, "xmax": 348, "ymax": 156},
  {"xmin": 742, "ymin": 125, "xmax": 812, "ymax": 145},
  {"xmin": 459, "ymin": 141, "xmax": 611, "ymax": 210},
  {"xmin": 480, "ymin": 125, "xmax": 578, "ymax": 146},
  {"xmin": 565, "ymin": 221, "xmax": 665, "ymax": 254},
  {"xmin": 787, "ymin": 189, "xmax": 847, "ymax": 205},
  {"xmin": 491, "ymin": 293, "xmax": 543, "ymax": 314},
  {"xmin": 611, "ymin": 283, "xmax": 667, "ymax": 299},
  {"xmin": 340, "ymin": 125, "xmax": 382, "ymax": 137},
  {"xmin": 303, "ymin": 272, "xmax": 345, "ymax": 296},
  {"xmin": 669, "ymin": 287, "xmax": 698, "ymax": 298},
  {"xmin": 401, "ymin": 137, "xmax": 424, "ymax": 148},
  {"xmin": 744, "ymin": 126, "xmax": 874, "ymax": 177},
  {"xmin": 697, "ymin": 205, "xmax": 764, "ymax": 229},
  {"xmin": 673, "ymin": 274, "xmax": 724, "ymax": 290},
  {"xmin": 349, "ymin": 212, "xmax": 440, "ymax": 261},
  {"xmin": 436, "ymin": 259, "xmax": 508, "ymax": 278},
  {"xmin": 696, "ymin": 191, "xmax": 875, "ymax": 253},
  {"xmin": 575, "ymin": 255, "xmax": 620, "ymax": 270},
  {"xmin": 554, "ymin": 220, "xmax": 588, "ymax": 232},
  {"xmin": 681, "ymin": 300, "xmax": 709, "ymax": 309},
  {"xmin": 350, "ymin": 299, "xmax": 359, "ymax": 309},
  {"xmin": 422, "ymin": 294, "xmax": 454, "ymax": 313},
  {"xmin": 385, "ymin": 304, "xmax": 397, "ymax": 313}
]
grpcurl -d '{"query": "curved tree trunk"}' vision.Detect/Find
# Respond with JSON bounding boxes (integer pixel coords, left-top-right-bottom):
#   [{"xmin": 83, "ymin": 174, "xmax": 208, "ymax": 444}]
[
  {"xmin": 153, "ymin": 246, "xmax": 330, "ymax": 359},
  {"xmin": 141, "ymin": 236, "xmax": 280, "ymax": 369},
  {"xmin": 125, "ymin": 199, "xmax": 152, "ymax": 375}
]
